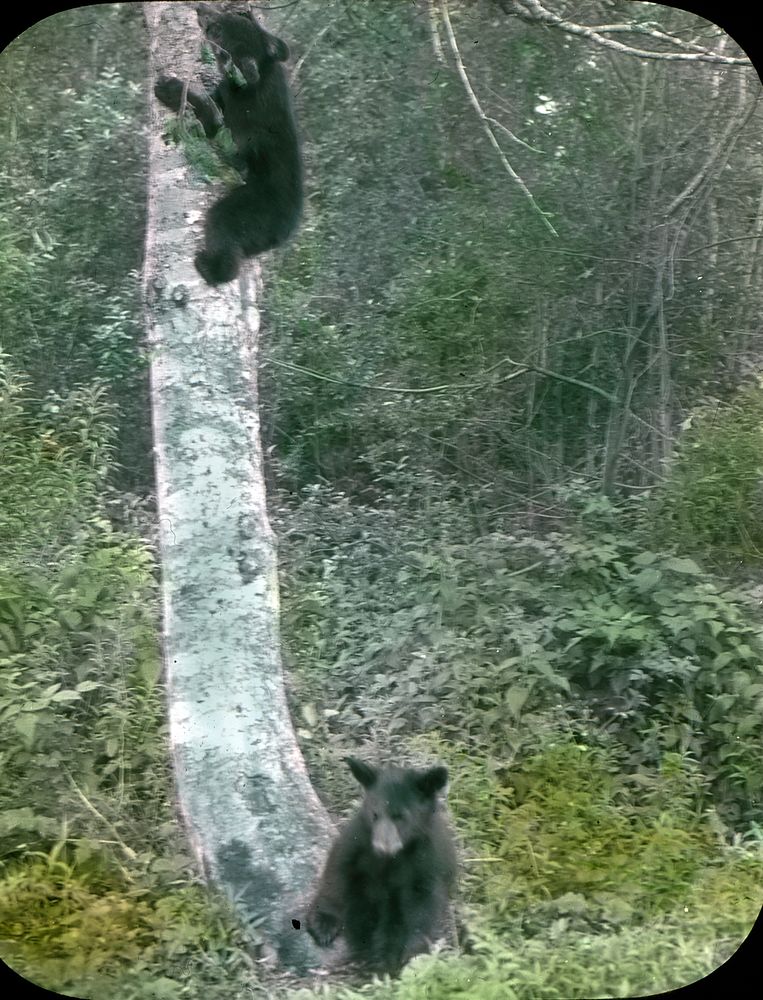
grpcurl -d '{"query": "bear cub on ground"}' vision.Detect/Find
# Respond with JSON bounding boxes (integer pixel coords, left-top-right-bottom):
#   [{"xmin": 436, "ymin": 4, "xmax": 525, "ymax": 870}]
[
  {"xmin": 306, "ymin": 757, "xmax": 458, "ymax": 975},
  {"xmin": 154, "ymin": 3, "xmax": 302, "ymax": 286}
]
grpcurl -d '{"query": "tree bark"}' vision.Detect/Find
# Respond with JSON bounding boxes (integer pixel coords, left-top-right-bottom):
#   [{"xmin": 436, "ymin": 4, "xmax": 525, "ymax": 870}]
[{"xmin": 142, "ymin": 1, "xmax": 331, "ymax": 973}]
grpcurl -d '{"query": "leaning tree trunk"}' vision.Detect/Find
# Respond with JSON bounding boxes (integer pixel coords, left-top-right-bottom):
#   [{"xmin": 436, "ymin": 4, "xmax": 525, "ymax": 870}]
[{"xmin": 142, "ymin": 1, "xmax": 331, "ymax": 972}]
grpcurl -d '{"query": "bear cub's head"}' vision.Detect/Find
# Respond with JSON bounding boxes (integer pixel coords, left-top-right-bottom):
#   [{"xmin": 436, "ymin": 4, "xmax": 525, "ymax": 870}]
[
  {"xmin": 346, "ymin": 757, "xmax": 449, "ymax": 857},
  {"xmin": 196, "ymin": 2, "xmax": 289, "ymax": 87}
]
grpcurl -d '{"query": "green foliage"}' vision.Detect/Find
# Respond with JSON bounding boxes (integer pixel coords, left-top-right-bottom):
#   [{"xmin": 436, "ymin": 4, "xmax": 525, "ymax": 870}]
[
  {"xmin": 0, "ymin": 359, "xmax": 164, "ymax": 868},
  {"xmin": 260, "ymin": 0, "xmax": 763, "ymax": 503},
  {"xmin": 0, "ymin": 854, "xmax": 252, "ymax": 997},
  {"xmin": 162, "ymin": 114, "xmax": 241, "ymax": 186},
  {"xmin": 258, "ymin": 0, "xmax": 564, "ymax": 499},
  {"xmin": 428, "ymin": 736, "xmax": 716, "ymax": 920},
  {"xmin": 0, "ymin": 6, "xmax": 150, "ymax": 489},
  {"xmin": 278, "ymin": 483, "xmax": 763, "ymax": 824},
  {"xmin": 654, "ymin": 385, "xmax": 763, "ymax": 564},
  {"xmin": 1, "ymin": 856, "xmax": 158, "ymax": 982},
  {"xmin": 286, "ymin": 903, "xmax": 755, "ymax": 1000},
  {"xmin": 1, "ymin": 62, "xmax": 147, "ymax": 379}
]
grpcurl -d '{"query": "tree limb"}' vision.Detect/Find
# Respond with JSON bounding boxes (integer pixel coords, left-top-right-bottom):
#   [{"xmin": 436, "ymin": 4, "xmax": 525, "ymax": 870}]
[{"xmin": 511, "ymin": 0, "xmax": 750, "ymax": 66}]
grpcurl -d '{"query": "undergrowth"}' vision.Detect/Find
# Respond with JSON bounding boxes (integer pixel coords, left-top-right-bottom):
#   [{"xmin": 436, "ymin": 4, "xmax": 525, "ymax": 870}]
[{"xmin": 276, "ymin": 483, "xmax": 763, "ymax": 827}]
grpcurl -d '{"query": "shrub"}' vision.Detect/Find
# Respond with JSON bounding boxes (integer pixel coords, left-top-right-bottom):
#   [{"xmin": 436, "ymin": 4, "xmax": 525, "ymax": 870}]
[
  {"xmin": 424, "ymin": 735, "xmax": 717, "ymax": 923},
  {"xmin": 278, "ymin": 485, "xmax": 763, "ymax": 825},
  {"xmin": 0, "ymin": 359, "xmax": 162, "ymax": 862},
  {"xmin": 654, "ymin": 384, "xmax": 763, "ymax": 564},
  {"xmin": 0, "ymin": 856, "xmax": 249, "ymax": 996}
]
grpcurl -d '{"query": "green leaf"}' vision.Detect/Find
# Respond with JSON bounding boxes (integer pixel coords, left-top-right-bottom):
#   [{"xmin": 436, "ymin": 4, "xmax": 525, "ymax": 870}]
[
  {"xmin": 651, "ymin": 591, "xmax": 675, "ymax": 606},
  {"xmin": 736, "ymin": 715, "xmax": 760, "ymax": 737},
  {"xmin": 0, "ymin": 807, "xmax": 37, "ymax": 834},
  {"xmin": 662, "ymin": 557, "xmax": 702, "ymax": 575},
  {"xmin": 633, "ymin": 551, "xmax": 658, "ymax": 566},
  {"xmin": 13, "ymin": 713, "xmax": 37, "ymax": 749},
  {"xmin": 535, "ymin": 659, "xmax": 571, "ymax": 691},
  {"xmin": 0, "ymin": 623, "xmax": 19, "ymax": 652},
  {"xmin": 51, "ymin": 689, "xmax": 81, "ymax": 702},
  {"xmin": 75, "ymin": 680, "xmax": 101, "ymax": 692},
  {"xmin": 735, "ymin": 645, "xmax": 759, "ymax": 662},
  {"xmin": 73, "ymin": 840, "xmax": 94, "ymax": 865},
  {"xmin": 504, "ymin": 685, "xmax": 530, "ymax": 718},
  {"xmin": 633, "ymin": 568, "xmax": 661, "ymax": 592},
  {"xmin": 687, "ymin": 605, "xmax": 710, "ymax": 620},
  {"xmin": 301, "ymin": 703, "xmax": 318, "ymax": 727}
]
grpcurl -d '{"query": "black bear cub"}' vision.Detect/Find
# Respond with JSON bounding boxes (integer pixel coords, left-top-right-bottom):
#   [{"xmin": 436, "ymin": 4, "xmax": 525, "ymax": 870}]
[
  {"xmin": 306, "ymin": 757, "xmax": 458, "ymax": 975},
  {"xmin": 154, "ymin": 3, "xmax": 302, "ymax": 286}
]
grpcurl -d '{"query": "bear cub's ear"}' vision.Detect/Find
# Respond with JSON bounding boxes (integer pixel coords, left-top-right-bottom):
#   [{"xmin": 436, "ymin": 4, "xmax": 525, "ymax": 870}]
[
  {"xmin": 416, "ymin": 765, "xmax": 448, "ymax": 797},
  {"xmin": 345, "ymin": 756, "xmax": 378, "ymax": 788},
  {"xmin": 266, "ymin": 35, "xmax": 290, "ymax": 62}
]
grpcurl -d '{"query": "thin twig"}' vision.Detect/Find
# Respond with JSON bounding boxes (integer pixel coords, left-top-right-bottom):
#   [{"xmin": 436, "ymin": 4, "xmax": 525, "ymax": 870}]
[
  {"xmin": 265, "ymin": 355, "xmax": 529, "ymax": 394},
  {"xmin": 485, "ymin": 115, "xmax": 547, "ymax": 154},
  {"xmin": 684, "ymin": 233, "xmax": 763, "ymax": 258},
  {"xmin": 439, "ymin": 0, "xmax": 559, "ymax": 237},
  {"xmin": 65, "ymin": 771, "xmax": 138, "ymax": 863},
  {"xmin": 291, "ymin": 23, "xmax": 331, "ymax": 84}
]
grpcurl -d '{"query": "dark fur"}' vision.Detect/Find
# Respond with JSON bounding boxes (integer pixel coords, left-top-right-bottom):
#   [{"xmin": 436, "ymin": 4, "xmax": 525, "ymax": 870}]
[
  {"xmin": 154, "ymin": 3, "xmax": 302, "ymax": 285},
  {"xmin": 306, "ymin": 758, "xmax": 458, "ymax": 975}
]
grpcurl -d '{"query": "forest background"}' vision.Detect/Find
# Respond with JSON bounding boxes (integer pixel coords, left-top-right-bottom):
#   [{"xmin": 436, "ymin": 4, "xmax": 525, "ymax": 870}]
[{"xmin": 1, "ymin": 2, "xmax": 762, "ymax": 998}]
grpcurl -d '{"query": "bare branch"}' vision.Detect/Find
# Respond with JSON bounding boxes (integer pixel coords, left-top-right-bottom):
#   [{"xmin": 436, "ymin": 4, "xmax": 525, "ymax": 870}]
[
  {"xmin": 291, "ymin": 24, "xmax": 331, "ymax": 84},
  {"xmin": 512, "ymin": 0, "xmax": 750, "ymax": 66},
  {"xmin": 485, "ymin": 114, "xmax": 547, "ymax": 153},
  {"xmin": 266, "ymin": 354, "xmax": 660, "ymax": 439},
  {"xmin": 264, "ymin": 355, "xmax": 529, "ymax": 395},
  {"xmin": 439, "ymin": 0, "xmax": 559, "ymax": 237},
  {"xmin": 584, "ymin": 22, "xmax": 728, "ymax": 56},
  {"xmin": 427, "ymin": 0, "xmax": 446, "ymax": 64},
  {"xmin": 499, "ymin": 356, "xmax": 616, "ymax": 402},
  {"xmin": 65, "ymin": 771, "xmax": 138, "ymax": 864},
  {"xmin": 683, "ymin": 233, "xmax": 763, "ymax": 258},
  {"xmin": 743, "ymin": 187, "xmax": 763, "ymax": 290},
  {"xmin": 495, "ymin": 356, "xmax": 664, "ymax": 439},
  {"xmin": 666, "ymin": 90, "xmax": 759, "ymax": 216}
]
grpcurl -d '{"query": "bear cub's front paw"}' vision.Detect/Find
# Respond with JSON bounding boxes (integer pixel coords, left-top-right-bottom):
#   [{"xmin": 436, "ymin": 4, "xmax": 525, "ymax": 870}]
[{"xmin": 306, "ymin": 908, "xmax": 341, "ymax": 948}]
